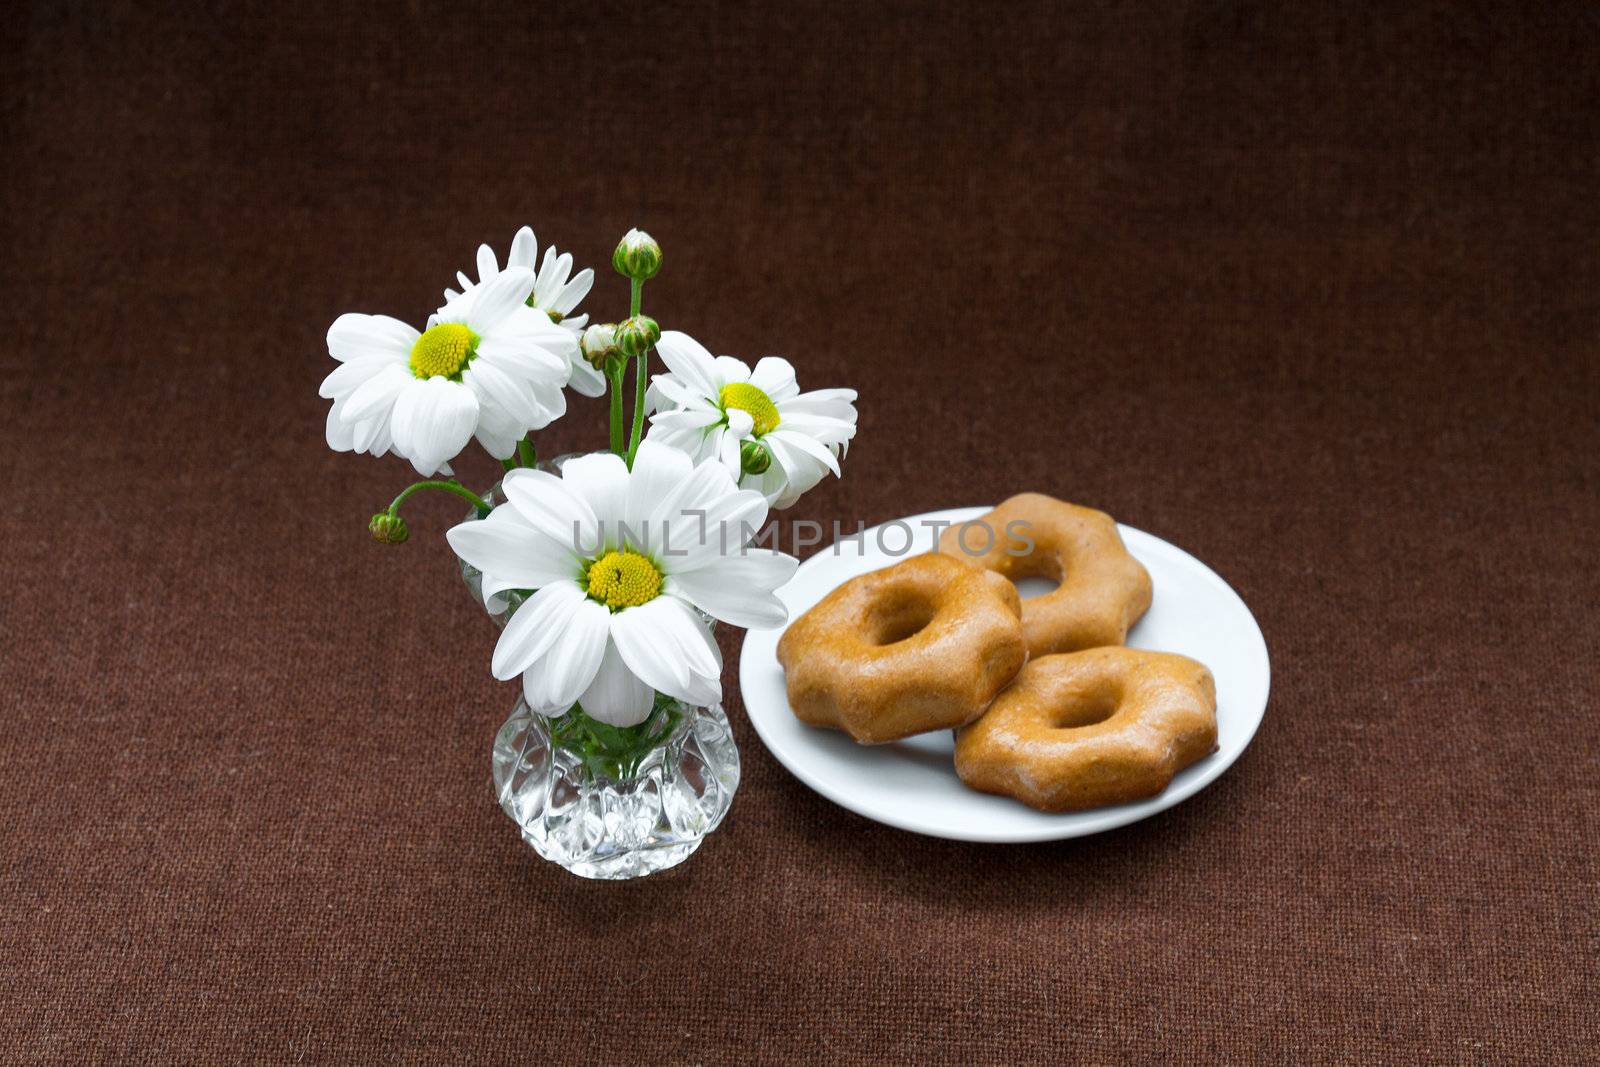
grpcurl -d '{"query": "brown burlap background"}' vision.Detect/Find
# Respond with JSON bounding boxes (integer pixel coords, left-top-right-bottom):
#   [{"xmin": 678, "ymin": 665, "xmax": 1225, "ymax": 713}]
[{"xmin": 4, "ymin": 2, "xmax": 1597, "ymax": 1062}]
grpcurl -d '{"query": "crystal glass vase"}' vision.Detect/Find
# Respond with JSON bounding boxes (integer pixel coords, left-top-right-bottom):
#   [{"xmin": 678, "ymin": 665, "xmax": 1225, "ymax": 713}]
[
  {"xmin": 491, "ymin": 696, "xmax": 739, "ymax": 879},
  {"xmin": 459, "ymin": 467, "xmax": 740, "ymax": 880}
]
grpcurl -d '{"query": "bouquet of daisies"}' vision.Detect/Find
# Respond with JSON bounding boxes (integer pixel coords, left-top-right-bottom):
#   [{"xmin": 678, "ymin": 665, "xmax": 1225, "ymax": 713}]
[{"xmin": 320, "ymin": 228, "xmax": 858, "ymax": 729}]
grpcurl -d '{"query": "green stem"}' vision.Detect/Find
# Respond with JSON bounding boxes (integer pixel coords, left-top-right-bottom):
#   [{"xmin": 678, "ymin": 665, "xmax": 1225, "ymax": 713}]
[
  {"xmin": 625, "ymin": 351, "xmax": 649, "ymax": 468},
  {"xmin": 501, "ymin": 457, "xmax": 517, "ymax": 474},
  {"xmin": 517, "ymin": 438, "xmax": 536, "ymax": 468},
  {"xmin": 623, "ymin": 276, "xmax": 648, "ymax": 467},
  {"xmin": 608, "ymin": 364, "xmax": 626, "ymax": 456},
  {"xmin": 387, "ymin": 480, "xmax": 490, "ymax": 516}
]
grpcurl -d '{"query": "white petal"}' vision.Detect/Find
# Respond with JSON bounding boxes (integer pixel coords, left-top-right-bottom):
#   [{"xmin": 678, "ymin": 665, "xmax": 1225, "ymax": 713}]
[
  {"xmin": 716, "ymin": 426, "xmax": 742, "ymax": 478},
  {"xmin": 665, "ymin": 550, "xmax": 796, "ymax": 627},
  {"xmin": 508, "ymin": 226, "xmax": 537, "ymax": 269},
  {"xmin": 664, "ymin": 486, "xmax": 769, "ymax": 572},
  {"xmin": 490, "ymin": 580, "xmax": 585, "ymax": 679},
  {"xmin": 559, "ymin": 452, "xmax": 629, "ymax": 541},
  {"xmin": 493, "ymin": 303, "xmax": 580, "ymax": 353},
  {"xmin": 534, "ymin": 249, "xmax": 573, "ymax": 307},
  {"xmin": 682, "ymin": 675, "xmax": 721, "ymax": 708},
  {"xmin": 464, "ymin": 266, "xmax": 537, "ymax": 331},
  {"xmin": 651, "ymin": 406, "xmax": 722, "ymax": 432},
  {"xmin": 327, "ymin": 314, "xmax": 417, "ymax": 363},
  {"xmin": 565, "ymin": 356, "xmax": 607, "ymax": 398},
  {"xmin": 654, "ymin": 332, "xmax": 722, "ymax": 399},
  {"xmin": 324, "ymin": 397, "xmax": 357, "ymax": 451},
  {"xmin": 779, "ymin": 387, "xmax": 858, "ymax": 416},
  {"xmin": 725, "ymin": 408, "xmax": 754, "ymax": 438},
  {"xmin": 475, "ymin": 243, "xmax": 499, "ymax": 284},
  {"xmin": 551, "ymin": 268, "xmax": 594, "ymax": 315},
  {"xmin": 712, "ymin": 356, "xmax": 751, "ymax": 385},
  {"xmin": 522, "ymin": 672, "xmax": 566, "ymax": 716},
  {"xmin": 363, "ymin": 415, "xmax": 394, "ymax": 458},
  {"xmin": 319, "ymin": 356, "xmax": 388, "ymax": 400},
  {"xmin": 647, "ymin": 454, "xmax": 740, "ymax": 530},
  {"xmin": 463, "ymin": 359, "xmax": 540, "ymax": 435},
  {"xmin": 433, "ymin": 289, "xmax": 473, "ymax": 326},
  {"xmin": 340, "ymin": 363, "xmax": 413, "ymax": 424},
  {"xmin": 611, "ymin": 596, "xmax": 720, "ymax": 703},
  {"xmin": 351, "ymin": 410, "xmax": 388, "ymax": 453},
  {"xmin": 390, "ymin": 376, "xmax": 479, "ymax": 476},
  {"xmin": 623, "ymin": 440, "xmax": 694, "ymax": 550},
  {"xmin": 475, "ymin": 337, "xmax": 568, "ymax": 385},
  {"xmin": 649, "ymin": 374, "xmax": 711, "ymax": 409},
  {"xmin": 761, "ymin": 433, "xmax": 829, "ymax": 506},
  {"xmin": 577, "ymin": 637, "xmax": 656, "ymax": 726},
  {"xmin": 520, "ymin": 597, "xmax": 609, "ymax": 713},
  {"xmin": 644, "ymin": 378, "xmax": 666, "ymax": 414},
  {"xmin": 748, "ymin": 356, "xmax": 799, "ymax": 401},
  {"xmin": 767, "ymin": 428, "xmax": 841, "ymax": 477},
  {"xmin": 750, "ymin": 461, "xmax": 789, "ymax": 507},
  {"xmin": 446, "ymin": 506, "xmax": 583, "ymax": 590},
  {"xmin": 500, "ymin": 468, "xmax": 602, "ymax": 557},
  {"xmin": 468, "ymin": 387, "xmax": 523, "ymax": 459},
  {"xmin": 480, "ymin": 571, "xmax": 518, "ymax": 612},
  {"xmin": 772, "ymin": 410, "xmax": 856, "ymax": 442},
  {"xmin": 645, "ymin": 420, "xmax": 716, "ymax": 462},
  {"xmin": 526, "ymin": 379, "xmax": 567, "ymax": 429}
]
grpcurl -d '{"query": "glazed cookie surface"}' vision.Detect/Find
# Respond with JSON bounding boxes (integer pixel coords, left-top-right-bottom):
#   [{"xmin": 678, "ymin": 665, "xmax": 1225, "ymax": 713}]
[
  {"xmin": 777, "ymin": 553, "xmax": 1027, "ymax": 744},
  {"xmin": 955, "ymin": 647, "xmax": 1217, "ymax": 812},
  {"xmin": 938, "ymin": 493, "xmax": 1152, "ymax": 657}
]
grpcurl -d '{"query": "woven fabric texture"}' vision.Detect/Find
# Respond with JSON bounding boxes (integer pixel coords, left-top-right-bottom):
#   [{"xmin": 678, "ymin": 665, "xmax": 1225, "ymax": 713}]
[{"xmin": 3, "ymin": 2, "xmax": 1596, "ymax": 1062}]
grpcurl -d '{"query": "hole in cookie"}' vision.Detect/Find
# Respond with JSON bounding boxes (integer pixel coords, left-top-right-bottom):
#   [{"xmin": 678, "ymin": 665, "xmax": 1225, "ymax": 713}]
[
  {"xmin": 990, "ymin": 547, "xmax": 1063, "ymax": 599},
  {"xmin": 1051, "ymin": 688, "xmax": 1120, "ymax": 729},
  {"xmin": 864, "ymin": 593, "xmax": 938, "ymax": 646},
  {"xmin": 1012, "ymin": 575, "xmax": 1060, "ymax": 600}
]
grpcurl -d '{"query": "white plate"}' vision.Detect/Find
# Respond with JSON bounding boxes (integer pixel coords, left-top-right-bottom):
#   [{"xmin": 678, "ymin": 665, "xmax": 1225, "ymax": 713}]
[{"xmin": 738, "ymin": 507, "xmax": 1271, "ymax": 843}]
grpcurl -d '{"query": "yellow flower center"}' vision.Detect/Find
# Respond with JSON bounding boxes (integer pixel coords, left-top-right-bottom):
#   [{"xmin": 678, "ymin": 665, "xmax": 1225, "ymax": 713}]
[
  {"xmin": 409, "ymin": 323, "xmax": 479, "ymax": 380},
  {"xmin": 585, "ymin": 550, "xmax": 663, "ymax": 610},
  {"xmin": 719, "ymin": 382, "xmax": 780, "ymax": 436}
]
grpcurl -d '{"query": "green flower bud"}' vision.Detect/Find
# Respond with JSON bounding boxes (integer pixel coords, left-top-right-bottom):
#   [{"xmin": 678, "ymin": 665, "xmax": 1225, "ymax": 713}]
[
  {"xmin": 739, "ymin": 440, "xmax": 772, "ymax": 476},
  {"xmin": 369, "ymin": 512, "xmax": 409, "ymax": 545},
  {"xmin": 580, "ymin": 323, "xmax": 619, "ymax": 369},
  {"xmin": 612, "ymin": 228, "xmax": 662, "ymax": 282},
  {"xmin": 615, "ymin": 315, "xmax": 661, "ymax": 358}
]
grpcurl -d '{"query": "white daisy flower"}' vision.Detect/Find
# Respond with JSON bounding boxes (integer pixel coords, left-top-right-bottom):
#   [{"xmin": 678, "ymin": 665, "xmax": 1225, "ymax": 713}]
[
  {"xmin": 445, "ymin": 441, "xmax": 798, "ymax": 727},
  {"xmin": 645, "ymin": 331, "xmax": 858, "ymax": 509},
  {"xmin": 442, "ymin": 225, "xmax": 605, "ymax": 399},
  {"xmin": 321, "ymin": 267, "xmax": 575, "ymax": 477}
]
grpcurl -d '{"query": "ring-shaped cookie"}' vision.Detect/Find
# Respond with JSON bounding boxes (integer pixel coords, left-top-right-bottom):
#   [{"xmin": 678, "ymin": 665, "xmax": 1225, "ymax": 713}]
[
  {"xmin": 938, "ymin": 493, "xmax": 1152, "ymax": 657},
  {"xmin": 777, "ymin": 553, "xmax": 1027, "ymax": 744},
  {"xmin": 955, "ymin": 647, "xmax": 1217, "ymax": 812}
]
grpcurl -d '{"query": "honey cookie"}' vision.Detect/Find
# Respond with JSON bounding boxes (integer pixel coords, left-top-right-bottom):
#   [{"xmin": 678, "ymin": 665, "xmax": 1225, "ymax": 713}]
[
  {"xmin": 939, "ymin": 493, "xmax": 1152, "ymax": 656},
  {"xmin": 777, "ymin": 553, "xmax": 1027, "ymax": 744},
  {"xmin": 955, "ymin": 647, "xmax": 1216, "ymax": 812}
]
